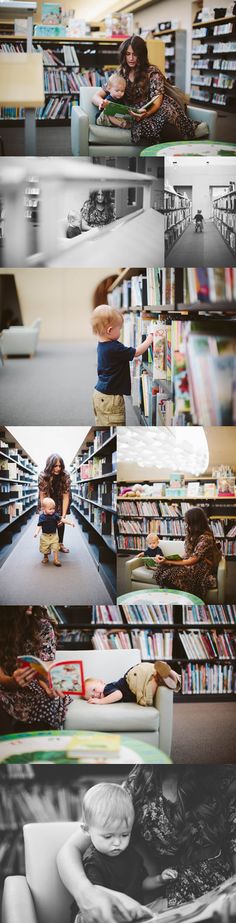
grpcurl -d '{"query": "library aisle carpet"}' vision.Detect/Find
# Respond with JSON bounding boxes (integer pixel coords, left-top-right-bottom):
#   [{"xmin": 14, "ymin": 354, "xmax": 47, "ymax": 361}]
[
  {"xmin": 0, "ymin": 341, "xmax": 137, "ymax": 425},
  {"xmin": 0, "ymin": 513, "xmax": 112, "ymax": 605},
  {"xmin": 166, "ymin": 220, "xmax": 236, "ymax": 268},
  {"xmin": 49, "ymin": 210, "xmax": 164, "ymax": 268},
  {"xmin": 171, "ymin": 701, "xmax": 235, "ymax": 763}
]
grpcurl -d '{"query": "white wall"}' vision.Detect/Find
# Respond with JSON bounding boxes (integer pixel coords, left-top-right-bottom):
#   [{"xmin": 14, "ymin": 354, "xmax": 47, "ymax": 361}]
[
  {"xmin": 166, "ymin": 157, "xmax": 236, "ymax": 218},
  {"xmin": 2, "ymin": 268, "xmax": 119, "ymax": 340}
]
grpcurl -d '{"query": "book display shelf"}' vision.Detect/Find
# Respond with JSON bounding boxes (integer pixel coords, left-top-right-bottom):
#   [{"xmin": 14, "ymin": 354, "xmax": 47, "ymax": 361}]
[
  {"xmin": 108, "ymin": 267, "xmax": 236, "ymax": 427},
  {"xmin": 165, "ymin": 188, "xmax": 192, "ymax": 256},
  {"xmin": 212, "ymin": 187, "xmax": 236, "ymax": 258},
  {"xmin": 50, "ymin": 604, "xmax": 236, "ymax": 702},
  {"xmin": 70, "ymin": 428, "xmax": 117, "ymax": 600},
  {"xmin": 191, "ymin": 12, "xmax": 236, "ymax": 112},
  {"xmin": 116, "ymin": 478, "xmax": 236, "ymax": 563},
  {"xmin": 153, "ymin": 27, "xmax": 186, "ymax": 90},
  {"xmin": 0, "ymin": 426, "xmax": 38, "ymax": 548}
]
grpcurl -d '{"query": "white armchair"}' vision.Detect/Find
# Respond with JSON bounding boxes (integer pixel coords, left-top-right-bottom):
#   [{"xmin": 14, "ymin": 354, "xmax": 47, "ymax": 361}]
[
  {"xmin": 124, "ymin": 539, "xmax": 226, "ymax": 604},
  {"xmin": 2, "ymin": 823, "xmax": 78, "ymax": 923},
  {"xmin": 56, "ymin": 647, "xmax": 173, "ymax": 757},
  {"xmin": 0, "ymin": 318, "xmax": 41, "ymax": 357}
]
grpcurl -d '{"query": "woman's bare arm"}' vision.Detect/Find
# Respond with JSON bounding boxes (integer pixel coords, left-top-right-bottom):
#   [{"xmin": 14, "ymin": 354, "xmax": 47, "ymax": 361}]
[
  {"xmin": 62, "ymin": 490, "xmax": 70, "ymax": 518},
  {"xmin": 92, "ymin": 88, "xmax": 107, "ymax": 109},
  {"xmin": 130, "ymin": 95, "xmax": 163, "ymax": 121},
  {"xmin": 159, "ymin": 555, "xmax": 199, "ymax": 567},
  {"xmin": 57, "ymin": 827, "xmax": 146, "ymax": 923}
]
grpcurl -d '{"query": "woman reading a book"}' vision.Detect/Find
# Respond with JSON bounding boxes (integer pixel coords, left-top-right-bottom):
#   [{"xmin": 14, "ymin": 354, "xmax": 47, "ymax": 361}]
[
  {"xmin": 38, "ymin": 454, "xmax": 71, "ymax": 554},
  {"xmin": 57, "ymin": 765, "xmax": 236, "ymax": 923},
  {"xmin": 92, "ymin": 35, "xmax": 194, "ymax": 145},
  {"xmin": 154, "ymin": 507, "xmax": 222, "ymax": 601},
  {"xmin": 0, "ymin": 607, "xmax": 70, "ymax": 734}
]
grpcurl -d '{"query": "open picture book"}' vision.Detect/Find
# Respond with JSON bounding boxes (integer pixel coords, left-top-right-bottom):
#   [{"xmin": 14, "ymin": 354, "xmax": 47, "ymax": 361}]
[
  {"xmin": 142, "ymin": 555, "xmax": 183, "ymax": 568},
  {"xmin": 104, "ymin": 94, "xmax": 161, "ymax": 118},
  {"xmin": 16, "ymin": 656, "xmax": 85, "ymax": 695}
]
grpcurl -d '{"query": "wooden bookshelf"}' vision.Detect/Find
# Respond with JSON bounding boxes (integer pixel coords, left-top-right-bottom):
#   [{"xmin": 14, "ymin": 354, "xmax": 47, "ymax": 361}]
[
  {"xmin": 212, "ymin": 188, "xmax": 236, "ymax": 258},
  {"xmin": 116, "ymin": 481, "xmax": 236, "ymax": 562},
  {"xmin": 51, "ymin": 604, "xmax": 236, "ymax": 701},
  {"xmin": 191, "ymin": 13, "xmax": 236, "ymax": 112},
  {"xmin": 164, "ymin": 189, "xmax": 192, "ymax": 256},
  {"xmin": 70, "ymin": 428, "xmax": 117, "ymax": 601},
  {"xmin": 0, "ymin": 427, "xmax": 38, "ymax": 546},
  {"xmin": 154, "ymin": 28, "xmax": 186, "ymax": 90}
]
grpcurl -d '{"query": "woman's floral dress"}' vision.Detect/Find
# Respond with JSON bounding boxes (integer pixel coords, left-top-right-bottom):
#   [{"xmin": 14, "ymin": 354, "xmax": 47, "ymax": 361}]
[
  {"xmin": 125, "ymin": 766, "xmax": 236, "ymax": 908},
  {"xmin": 124, "ymin": 66, "xmax": 194, "ymax": 145},
  {"xmin": 154, "ymin": 530, "xmax": 219, "ymax": 601},
  {"xmin": 80, "ymin": 200, "xmax": 116, "ymax": 227},
  {"xmin": 0, "ymin": 620, "xmax": 70, "ymax": 729}
]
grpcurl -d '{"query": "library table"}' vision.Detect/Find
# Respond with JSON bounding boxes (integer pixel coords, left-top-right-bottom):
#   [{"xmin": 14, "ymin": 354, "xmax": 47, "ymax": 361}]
[
  {"xmin": 141, "ymin": 141, "xmax": 236, "ymax": 156},
  {"xmin": 0, "ymin": 730, "xmax": 172, "ymax": 764},
  {"xmin": 117, "ymin": 589, "xmax": 204, "ymax": 605}
]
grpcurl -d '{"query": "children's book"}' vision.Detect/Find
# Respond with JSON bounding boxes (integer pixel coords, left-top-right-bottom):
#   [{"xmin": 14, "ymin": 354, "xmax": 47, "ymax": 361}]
[
  {"xmin": 142, "ymin": 557, "xmax": 157, "ymax": 568},
  {"xmin": 104, "ymin": 94, "xmax": 161, "ymax": 117},
  {"xmin": 16, "ymin": 656, "xmax": 85, "ymax": 696},
  {"xmin": 67, "ymin": 732, "xmax": 121, "ymax": 759}
]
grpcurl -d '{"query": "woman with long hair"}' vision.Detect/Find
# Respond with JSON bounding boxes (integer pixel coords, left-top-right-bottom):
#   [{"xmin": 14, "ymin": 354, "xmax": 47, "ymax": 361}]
[
  {"xmin": 92, "ymin": 35, "xmax": 194, "ymax": 146},
  {"xmin": 38, "ymin": 454, "xmax": 71, "ymax": 553},
  {"xmin": 0, "ymin": 607, "xmax": 69, "ymax": 734},
  {"xmin": 57, "ymin": 765, "xmax": 236, "ymax": 923},
  {"xmin": 80, "ymin": 190, "xmax": 115, "ymax": 231},
  {"xmin": 154, "ymin": 507, "xmax": 222, "ymax": 601}
]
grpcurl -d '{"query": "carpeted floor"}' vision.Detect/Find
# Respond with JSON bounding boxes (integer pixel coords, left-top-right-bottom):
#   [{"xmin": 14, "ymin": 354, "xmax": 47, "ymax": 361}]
[
  {"xmin": 0, "ymin": 513, "xmax": 113, "ymax": 605},
  {"xmin": 166, "ymin": 219, "xmax": 236, "ymax": 268},
  {"xmin": 0, "ymin": 340, "xmax": 137, "ymax": 425},
  {"xmin": 171, "ymin": 701, "xmax": 236, "ymax": 763}
]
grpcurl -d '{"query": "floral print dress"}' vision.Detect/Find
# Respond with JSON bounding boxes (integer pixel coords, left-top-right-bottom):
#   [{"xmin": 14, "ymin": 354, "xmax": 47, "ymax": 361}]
[
  {"xmin": 124, "ymin": 66, "xmax": 195, "ymax": 145},
  {"xmin": 80, "ymin": 201, "xmax": 116, "ymax": 228},
  {"xmin": 0, "ymin": 620, "xmax": 70, "ymax": 729},
  {"xmin": 125, "ymin": 767, "xmax": 236, "ymax": 908},
  {"xmin": 154, "ymin": 530, "xmax": 220, "ymax": 602}
]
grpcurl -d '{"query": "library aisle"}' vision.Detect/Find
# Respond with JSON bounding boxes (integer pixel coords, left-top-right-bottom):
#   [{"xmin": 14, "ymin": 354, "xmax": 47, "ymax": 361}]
[
  {"xmin": 0, "ymin": 512, "xmax": 112, "ymax": 606},
  {"xmin": 166, "ymin": 219, "xmax": 236, "ymax": 268}
]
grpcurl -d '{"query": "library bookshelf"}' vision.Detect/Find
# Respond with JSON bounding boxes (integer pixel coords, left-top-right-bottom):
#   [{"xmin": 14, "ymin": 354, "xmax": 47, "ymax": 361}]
[
  {"xmin": 108, "ymin": 267, "xmax": 236, "ymax": 427},
  {"xmin": 153, "ymin": 28, "xmax": 186, "ymax": 90},
  {"xmin": 70, "ymin": 427, "xmax": 117, "ymax": 600},
  {"xmin": 51, "ymin": 604, "xmax": 236, "ymax": 702},
  {"xmin": 212, "ymin": 188, "xmax": 236, "ymax": 258},
  {"xmin": 191, "ymin": 13, "xmax": 236, "ymax": 113},
  {"xmin": 165, "ymin": 188, "xmax": 192, "ymax": 256},
  {"xmin": 116, "ymin": 480, "xmax": 236, "ymax": 564},
  {"xmin": 0, "ymin": 427, "xmax": 38, "ymax": 548}
]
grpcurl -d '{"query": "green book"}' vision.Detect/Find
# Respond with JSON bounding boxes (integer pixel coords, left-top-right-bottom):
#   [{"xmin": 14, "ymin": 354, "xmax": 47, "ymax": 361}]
[
  {"xmin": 142, "ymin": 557, "xmax": 157, "ymax": 568},
  {"xmin": 105, "ymin": 94, "xmax": 160, "ymax": 118}
]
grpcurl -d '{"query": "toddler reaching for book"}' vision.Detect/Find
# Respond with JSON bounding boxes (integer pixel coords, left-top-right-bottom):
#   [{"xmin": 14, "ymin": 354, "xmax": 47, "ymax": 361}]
[
  {"xmin": 92, "ymin": 305, "xmax": 153, "ymax": 425},
  {"xmin": 70, "ymin": 782, "xmax": 178, "ymax": 923},
  {"xmin": 34, "ymin": 497, "xmax": 74, "ymax": 567},
  {"xmin": 84, "ymin": 657, "xmax": 181, "ymax": 707},
  {"xmin": 93, "ymin": 73, "xmax": 130, "ymax": 129}
]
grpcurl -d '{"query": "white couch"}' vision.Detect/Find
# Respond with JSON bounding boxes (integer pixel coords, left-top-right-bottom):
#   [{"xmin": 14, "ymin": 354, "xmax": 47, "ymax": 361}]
[
  {"xmin": 0, "ymin": 318, "xmax": 41, "ymax": 357},
  {"xmin": 124, "ymin": 538, "xmax": 226, "ymax": 603},
  {"xmin": 56, "ymin": 647, "xmax": 173, "ymax": 756}
]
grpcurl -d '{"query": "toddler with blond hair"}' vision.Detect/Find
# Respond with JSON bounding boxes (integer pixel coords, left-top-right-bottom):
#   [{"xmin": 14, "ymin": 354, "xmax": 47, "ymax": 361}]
[{"xmin": 91, "ymin": 304, "xmax": 153, "ymax": 425}]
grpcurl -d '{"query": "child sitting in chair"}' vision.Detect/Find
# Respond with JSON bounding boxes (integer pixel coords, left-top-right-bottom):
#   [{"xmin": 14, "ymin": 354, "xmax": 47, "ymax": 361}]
[
  {"xmin": 84, "ymin": 659, "xmax": 181, "ymax": 707},
  {"xmin": 93, "ymin": 73, "xmax": 130, "ymax": 129},
  {"xmin": 136, "ymin": 531, "xmax": 164, "ymax": 567}
]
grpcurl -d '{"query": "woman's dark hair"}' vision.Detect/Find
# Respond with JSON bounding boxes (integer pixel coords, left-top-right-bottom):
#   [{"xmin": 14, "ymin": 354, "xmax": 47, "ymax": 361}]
[
  {"xmin": 119, "ymin": 35, "xmax": 150, "ymax": 94},
  {"xmin": 184, "ymin": 507, "xmax": 212, "ymax": 544},
  {"xmin": 0, "ymin": 607, "xmax": 55, "ymax": 674},
  {"xmin": 40, "ymin": 454, "xmax": 70, "ymax": 496},
  {"xmin": 88, "ymin": 191, "xmax": 114, "ymax": 221}
]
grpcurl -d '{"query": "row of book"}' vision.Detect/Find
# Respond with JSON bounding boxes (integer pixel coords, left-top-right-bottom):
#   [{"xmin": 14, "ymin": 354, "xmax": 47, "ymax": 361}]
[
  {"xmin": 93, "ymin": 604, "xmax": 173, "ymax": 624},
  {"xmin": 181, "ymin": 663, "xmax": 235, "ymax": 694},
  {"xmin": 117, "ymin": 497, "xmax": 236, "ymax": 515},
  {"xmin": 35, "ymin": 97, "xmax": 79, "ymax": 119},
  {"xmin": 117, "ymin": 519, "xmax": 225, "ymax": 537},
  {"xmin": 77, "ymin": 457, "xmax": 113, "ymax": 480},
  {"xmin": 179, "ymin": 630, "xmax": 236, "ymax": 660},
  {"xmin": 73, "ymin": 501, "xmax": 114, "ymax": 538},
  {"xmin": 183, "ymin": 605, "xmax": 236, "ymax": 625},
  {"xmin": 44, "ymin": 68, "xmax": 82, "ymax": 92},
  {"xmin": 92, "ymin": 628, "xmax": 174, "ymax": 659},
  {"xmin": 116, "ymin": 534, "xmax": 235, "ymax": 553},
  {"xmin": 193, "ymin": 41, "xmax": 236, "ymax": 53},
  {"xmin": 74, "ymin": 482, "xmax": 116, "ymax": 508},
  {"xmin": 0, "ymin": 460, "xmax": 37, "ymax": 483},
  {"xmin": 109, "ymin": 268, "xmax": 236, "ymax": 310}
]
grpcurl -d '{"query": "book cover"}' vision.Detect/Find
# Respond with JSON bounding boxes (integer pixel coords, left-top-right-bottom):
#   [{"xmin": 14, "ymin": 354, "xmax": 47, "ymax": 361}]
[{"xmin": 17, "ymin": 656, "xmax": 85, "ymax": 696}]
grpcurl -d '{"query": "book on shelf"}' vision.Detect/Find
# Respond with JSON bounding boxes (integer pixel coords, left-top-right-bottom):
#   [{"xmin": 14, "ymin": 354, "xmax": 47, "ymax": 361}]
[
  {"xmin": 181, "ymin": 662, "xmax": 235, "ymax": 695},
  {"xmin": 122, "ymin": 604, "xmax": 173, "ymax": 624},
  {"xmin": 92, "ymin": 627, "xmax": 174, "ymax": 659},
  {"xmin": 93, "ymin": 605, "xmax": 123, "ymax": 624},
  {"xmin": 16, "ymin": 656, "xmax": 85, "ymax": 696},
  {"xmin": 179, "ymin": 630, "xmax": 236, "ymax": 660},
  {"xmin": 183, "ymin": 604, "xmax": 236, "ymax": 624}
]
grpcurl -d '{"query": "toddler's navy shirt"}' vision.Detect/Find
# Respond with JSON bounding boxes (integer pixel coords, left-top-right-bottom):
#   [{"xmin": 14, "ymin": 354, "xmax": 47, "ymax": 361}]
[
  {"xmin": 95, "ymin": 340, "xmax": 136, "ymax": 395},
  {"xmin": 103, "ymin": 675, "xmax": 136, "ymax": 702},
  {"xmin": 145, "ymin": 544, "xmax": 164, "ymax": 558},
  {"xmin": 83, "ymin": 842, "xmax": 146, "ymax": 902},
  {"xmin": 38, "ymin": 512, "xmax": 61, "ymax": 534}
]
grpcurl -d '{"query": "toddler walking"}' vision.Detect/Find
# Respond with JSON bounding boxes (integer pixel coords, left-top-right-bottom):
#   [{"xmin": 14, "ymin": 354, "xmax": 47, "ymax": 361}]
[{"xmin": 34, "ymin": 497, "xmax": 74, "ymax": 566}]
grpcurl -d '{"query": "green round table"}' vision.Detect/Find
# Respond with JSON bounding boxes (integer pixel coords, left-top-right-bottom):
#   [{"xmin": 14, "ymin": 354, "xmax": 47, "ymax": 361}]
[
  {"xmin": 118, "ymin": 588, "xmax": 204, "ymax": 605},
  {"xmin": 0, "ymin": 730, "xmax": 172, "ymax": 764},
  {"xmin": 140, "ymin": 140, "xmax": 236, "ymax": 157}
]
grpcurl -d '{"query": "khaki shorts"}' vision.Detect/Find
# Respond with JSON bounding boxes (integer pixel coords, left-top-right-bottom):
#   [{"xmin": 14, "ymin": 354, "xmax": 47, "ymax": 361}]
[
  {"xmin": 40, "ymin": 532, "xmax": 59, "ymax": 554},
  {"xmin": 93, "ymin": 390, "xmax": 126, "ymax": 425}
]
